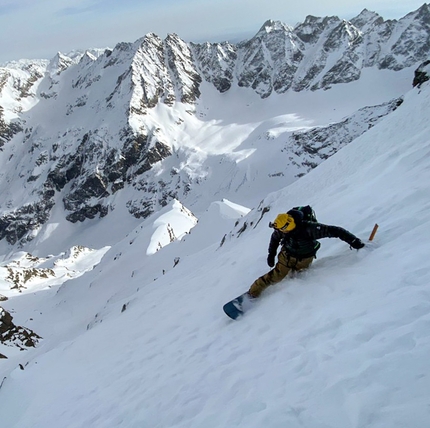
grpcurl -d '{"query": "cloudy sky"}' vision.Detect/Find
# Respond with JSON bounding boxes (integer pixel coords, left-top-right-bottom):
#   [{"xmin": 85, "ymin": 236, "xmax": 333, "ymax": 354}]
[{"xmin": 0, "ymin": 0, "xmax": 427, "ymax": 64}]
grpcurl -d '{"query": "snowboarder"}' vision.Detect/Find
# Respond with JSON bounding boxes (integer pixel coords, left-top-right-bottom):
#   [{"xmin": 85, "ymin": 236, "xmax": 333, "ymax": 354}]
[{"xmin": 247, "ymin": 208, "xmax": 365, "ymax": 298}]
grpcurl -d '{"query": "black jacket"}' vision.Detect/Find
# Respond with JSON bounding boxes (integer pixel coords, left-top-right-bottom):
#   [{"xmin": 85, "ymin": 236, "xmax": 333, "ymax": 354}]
[{"xmin": 268, "ymin": 221, "xmax": 360, "ymax": 259}]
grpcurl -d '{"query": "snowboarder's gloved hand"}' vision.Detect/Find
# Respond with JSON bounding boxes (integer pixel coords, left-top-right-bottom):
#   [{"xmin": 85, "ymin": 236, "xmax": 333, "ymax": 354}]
[
  {"xmin": 350, "ymin": 238, "xmax": 365, "ymax": 249},
  {"xmin": 267, "ymin": 254, "xmax": 275, "ymax": 267}
]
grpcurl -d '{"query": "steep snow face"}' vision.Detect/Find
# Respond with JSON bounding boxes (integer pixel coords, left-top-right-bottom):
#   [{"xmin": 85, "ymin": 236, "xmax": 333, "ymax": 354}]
[
  {"xmin": 0, "ymin": 5, "xmax": 429, "ymax": 251},
  {"xmin": 146, "ymin": 199, "xmax": 198, "ymax": 255},
  {"xmin": 0, "ymin": 60, "xmax": 48, "ymax": 147},
  {"xmin": 0, "ymin": 70, "xmax": 430, "ymax": 428}
]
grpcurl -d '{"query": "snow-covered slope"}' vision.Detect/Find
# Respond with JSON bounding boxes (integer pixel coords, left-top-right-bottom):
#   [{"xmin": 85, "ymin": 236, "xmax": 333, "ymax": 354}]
[{"xmin": 1, "ymin": 67, "xmax": 430, "ymax": 427}]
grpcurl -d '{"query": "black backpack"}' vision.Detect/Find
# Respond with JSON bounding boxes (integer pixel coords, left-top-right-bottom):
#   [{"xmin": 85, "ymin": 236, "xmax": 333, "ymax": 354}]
[{"xmin": 293, "ymin": 205, "xmax": 317, "ymax": 222}]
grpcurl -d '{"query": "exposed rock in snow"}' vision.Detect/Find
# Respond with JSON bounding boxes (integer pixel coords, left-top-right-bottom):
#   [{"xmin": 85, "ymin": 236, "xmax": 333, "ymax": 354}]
[
  {"xmin": 413, "ymin": 59, "xmax": 430, "ymax": 87},
  {"xmin": 0, "ymin": 306, "xmax": 41, "ymax": 353}
]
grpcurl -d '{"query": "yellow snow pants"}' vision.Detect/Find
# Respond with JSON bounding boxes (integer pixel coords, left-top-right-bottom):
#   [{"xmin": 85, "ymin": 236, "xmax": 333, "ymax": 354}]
[{"xmin": 248, "ymin": 251, "xmax": 314, "ymax": 298}]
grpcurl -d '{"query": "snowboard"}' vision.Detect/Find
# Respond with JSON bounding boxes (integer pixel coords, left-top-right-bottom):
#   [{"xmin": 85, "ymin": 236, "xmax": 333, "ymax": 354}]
[{"xmin": 223, "ymin": 292, "xmax": 255, "ymax": 320}]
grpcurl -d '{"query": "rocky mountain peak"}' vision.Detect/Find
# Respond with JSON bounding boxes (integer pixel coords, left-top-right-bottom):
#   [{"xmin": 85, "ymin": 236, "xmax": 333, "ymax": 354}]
[
  {"xmin": 410, "ymin": 2, "xmax": 430, "ymax": 19},
  {"xmin": 350, "ymin": 9, "xmax": 383, "ymax": 29},
  {"xmin": 79, "ymin": 51, "xmax": 97, "ymax": 66},
  {"xmin": 48, "ymin": 52, "xmax": 74, "ymax": 76},
  {"xmin": 255, "ymin": 19, "xmax": 293, "ymax": 37},
  {"xmin": 294, "ymin": 14, "xmax": 342, "ymax": 44}
]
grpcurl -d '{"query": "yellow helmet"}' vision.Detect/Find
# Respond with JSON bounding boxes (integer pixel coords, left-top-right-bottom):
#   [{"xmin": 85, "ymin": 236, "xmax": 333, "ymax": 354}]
[{"xmin": 271, "ymin": 213, "xmax": 296, "ymax": 232}]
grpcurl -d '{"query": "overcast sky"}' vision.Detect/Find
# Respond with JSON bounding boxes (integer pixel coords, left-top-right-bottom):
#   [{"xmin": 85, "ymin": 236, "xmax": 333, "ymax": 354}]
[{"xmin": 0, "ymin": 0, "xmax": 427, "ymax": 64}]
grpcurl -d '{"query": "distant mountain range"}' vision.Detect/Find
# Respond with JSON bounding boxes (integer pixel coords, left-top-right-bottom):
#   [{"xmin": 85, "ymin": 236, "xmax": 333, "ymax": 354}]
[{"xmin": 0, "ymin": 4, "xmax": 429, "ymax": 248}]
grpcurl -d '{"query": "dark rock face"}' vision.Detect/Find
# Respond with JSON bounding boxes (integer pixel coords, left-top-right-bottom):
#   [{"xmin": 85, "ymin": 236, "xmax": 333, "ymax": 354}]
[
  {"xmin": 0, "ymin": 123, "xmax": 173, "ymax": 242},
  {"xmin": 0, "ymin": 197, "xmax": 55, "ymax": 245},
  {"xmin": 191, "ymin": 41, "xmax": 237, "ymax": 93},
  {"xmin": 66, "ymin": 204, "xmax": 109, "ymax": 223},
  {"xmin": 45, "ymin": 129, "xmax": 173, "ymax": 224},
  {"xmin": 0, "ymin": 108, "xmax": 23, "ymax": 148},
  {"xmin": 0, "ymin": 306, "xmax": 41, "ymax": 352},
  {"xmin": 413, "ymin": 60, "xmax": 430, "ymax": 87}
]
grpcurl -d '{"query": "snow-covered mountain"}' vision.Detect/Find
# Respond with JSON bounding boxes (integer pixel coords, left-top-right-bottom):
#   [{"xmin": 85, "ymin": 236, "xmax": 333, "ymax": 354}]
[
  {"xmin": 1, "ymin": 52, "xmax": 430, "ymax": 428},
  {"xmin": 0, "ymin": 5, "xmax": 429, "ymax": 250},
  {"xmin": 1, "ymin": 6, "xmax": 430, "ymax": 426}
]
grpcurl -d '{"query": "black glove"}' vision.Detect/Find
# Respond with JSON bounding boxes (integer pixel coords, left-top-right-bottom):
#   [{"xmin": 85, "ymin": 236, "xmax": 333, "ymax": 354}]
[
  {"xmin": 267, "ymin": 254, "xmax": 276, "ymax": 267},
  {"xmin": 350, "ymin": 238, "xmax": 365, "ymax": 249}
]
